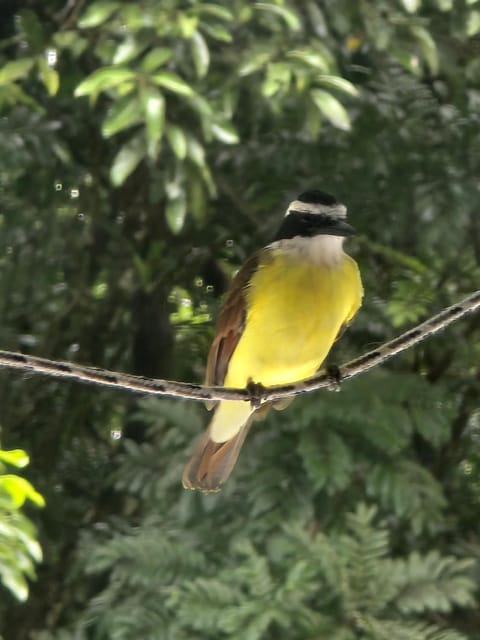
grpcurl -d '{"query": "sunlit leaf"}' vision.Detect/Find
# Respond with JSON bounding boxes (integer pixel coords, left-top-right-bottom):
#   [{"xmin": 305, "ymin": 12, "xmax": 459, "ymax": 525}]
[
  {"xmin": 310, "ymin": 89, "xmax": 351, "ymax": 131},
  {"xmin": 197, "ymin": 4, "xmax": 234, "ymax": 21},
  {"xmin": 140, "ymin": 48, "xmax": 173, "ymax": 72},
  {"xmin": 113, "ymin": 37, "xmax": 145, "ymax": 65},
  {"xmin": 210, "ymin": 120, "xmax": 239, "ymax": 144},
  {"xmin": 0, "ymin": 475, "xmax": 45, "ymax": 508},
  {"xmin": 238, "ymin": 49, "xmax": 272, "ymax": 76},
  {"xmin": 435, "ymin": 0, "xmax": 453, "ymax": 8},
  {"xmin": 402, "ymin": 0, "xmax": 422, "ymax": 12},
  {"xmin": 200, "ymin": 22, "xmax": 233, "ymax": 42},
  {"xmin": 152, "ymin": 71, "xmax": 193, "ymax": 96},
  {"xmin": 185, "ymin": 93, "xmax": 213, "ymax": 118},
  {"xmin": 37, "ymin": 57, "xmax": 59, "ymax": 96},
  {"xmin": 191, "ymin": 31, "xmax": 210, "ymax": 78},
  {"xmin": 177, "ymin": 13, "xmax": 198, "ymax": 38},
  {"xmin": 21, "ymin": 536, "xmax": 43, "ymax": 564},
  {"xmin": 0, "ymin": 449, "xmax": 29, "ymax": 468},
  {"xmin": 74, "ymin": 67, "xmax": 136, "ymax": 100},
  {"xmin": 392, "ymin": 48, "xmax": 421, "ymax": 76},
  {"xmin": 0, "ymin": 566, "xmax": 29, "ymax": 602},
  {"xmin": 0, "ymin": 58, "xmax": 34, "ymax": 85},
  {"xmin": 78, "ymin": 0, "xmax": 120, "ymax": 28},
  {"xmin": 261, "ymin": 62, "xmax": 291, "ymax": 97},
  {"xmin": 110, "ymin": 134, "xmax": 144, "ymax": 186},
  {"xmin": 288, "ymin": 49, "xmax": 330, "ymax": 71},
  {"xmin": 141, "ymin": 86, "xmax": 165, "ymax": 159},
  {"xmin": 467, "ymin": 11, "xmax": 480, "ymax": 37},
  {"xmin": 255, "ymin": 3, "xmax": 301, "ymax": 31},
  {"xmin": 101, "ymin": 96, "xmax": 142, "ymax": 138},
  {"xmin": 186, "ymin": 135, "xmax": 206, "ymax": 167},
  {"xmin": 166, "ymin": 124, "xmax": 188, "ymax": 159},
  {"xmin": 410, "ymin": 25, "xmax": 439, "ymax": 75},
  {"xmin": 119, "ymin": 5, "xmax": 144, "ymax": 29},
  {"xmin": 165, "ymin": 198, "xmax": 187, "ymax": 234},
  {"xmin": 316, "ymin": 74, "xmax": 358, "ymax": 97}
]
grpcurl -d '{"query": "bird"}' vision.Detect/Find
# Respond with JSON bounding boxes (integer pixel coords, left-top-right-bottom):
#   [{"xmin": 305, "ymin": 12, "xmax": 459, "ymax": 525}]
[{"xmin": 182, "ymin": 190, "xmax": 363, "ymax": 492}]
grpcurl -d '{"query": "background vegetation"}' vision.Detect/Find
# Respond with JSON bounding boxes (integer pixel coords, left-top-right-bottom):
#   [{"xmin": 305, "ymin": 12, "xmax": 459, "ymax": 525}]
[{"xmin": 0, "ymin": 0, "xmax": 480, "ymax": 638}]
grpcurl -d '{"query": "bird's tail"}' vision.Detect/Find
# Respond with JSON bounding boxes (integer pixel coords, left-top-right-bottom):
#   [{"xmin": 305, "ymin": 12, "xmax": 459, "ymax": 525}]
[
  {"xmin": 182, "ymin": 421, "xmax": 252, "ymax": 492},
  {"xmin": 182, "ymin": 400, "xmax": 254, "ymax": 492}
]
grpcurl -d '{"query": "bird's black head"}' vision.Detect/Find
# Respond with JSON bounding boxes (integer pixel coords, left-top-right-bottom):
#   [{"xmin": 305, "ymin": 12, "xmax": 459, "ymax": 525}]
[
  {"xmin": 296, "ymin": 190, "xmax": 338, "ymax": 206},
  {"xmin": 271, "ymin": 189, "xmax": 355, "ymax": 241}
]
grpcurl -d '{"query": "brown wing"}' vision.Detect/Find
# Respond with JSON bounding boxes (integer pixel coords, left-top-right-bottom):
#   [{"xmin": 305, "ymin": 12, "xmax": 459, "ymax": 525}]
[{"xmin": 205, "ymin": 253, "xmax": 260, "ymax": 387}]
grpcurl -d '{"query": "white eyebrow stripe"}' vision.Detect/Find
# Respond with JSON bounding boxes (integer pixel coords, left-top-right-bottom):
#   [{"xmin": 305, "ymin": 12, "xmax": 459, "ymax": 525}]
[{"xmin": 286, "ymin": 200, "xmax": 347, "ymax": 218}]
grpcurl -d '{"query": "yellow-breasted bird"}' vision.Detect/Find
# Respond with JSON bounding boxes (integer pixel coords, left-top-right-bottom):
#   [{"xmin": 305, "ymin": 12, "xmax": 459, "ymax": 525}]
[{"xmin": 183, "ymin": 190, "xmax": 363, "ymax": 492}]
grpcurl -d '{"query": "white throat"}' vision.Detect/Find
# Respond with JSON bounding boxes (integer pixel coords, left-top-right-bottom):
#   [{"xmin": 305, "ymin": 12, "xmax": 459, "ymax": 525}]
[{"xmin": 272, "ymin": 235, "xmax": 345, "ymax": 266}]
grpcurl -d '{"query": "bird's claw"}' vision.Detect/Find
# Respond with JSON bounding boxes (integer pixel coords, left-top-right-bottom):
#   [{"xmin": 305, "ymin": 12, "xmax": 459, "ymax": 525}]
[
  {"xmin": 246, "ymin": 379, "xmax": 266, "ymax": 409},
  {"xmin": 326, "ymin": 364, "xmax": 342, "ymax": 392}
]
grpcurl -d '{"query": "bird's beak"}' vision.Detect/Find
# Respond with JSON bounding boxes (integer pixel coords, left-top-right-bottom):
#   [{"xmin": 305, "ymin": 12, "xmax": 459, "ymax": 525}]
[{"xmin": 319, "ymin": 219, "xmax": 356, "ymax": 237}]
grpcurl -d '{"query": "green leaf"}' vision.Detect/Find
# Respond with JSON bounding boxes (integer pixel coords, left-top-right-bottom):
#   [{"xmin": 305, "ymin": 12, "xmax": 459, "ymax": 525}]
[
  {"xmin": 210, "ymin": 120, "xmax": 239, "ymax": 144},
  {"xmin": 186, "ymin": 136, "xmax": 216, "ymax": 195},
  {"xmin": 188, "ymin": 175, "xmax": 208, "ymax": 224},
  {"xmin": 166, "ymin": 124, "xmax": 188, "ymax": 159},
  {"xmin": 255, "ymin": 3, "xmax": 301, "ymax": 31},
  {"xmin": 402, "ymin": 0, "xmax": 422, "ymax": 12},
  {"xmin": 37, "ymin": 56, "xmax": 59, "ymax": 96},
  {"xmin": 0, "ymin": 58, "xmax": 34, "ymax": 85},
  {"xmin": 305, "ymin": 99, "xmax": 322, "ymax": 139},
  {"xmin": 435, "ymin": 0, "xmax": 453, "ymax": 8},
  {"xmin": 101, "ymin": 96, "xmax": 142, "ymax": 138},
  {"xmin": 120, "ymin": 5, "xmax": 145, "ymax": 29},
  {"xmin": 141, "ymin": 86, "xmax": 165, "ymax": 159},
  {"xmin": 467, "ymin": 11, "xmax": 480, "ymax": 37},
  {"xmin": 200, "ymin": 22, "xmax": 233, "ymax": 42},
  {"xmin": 0, "ymin": 449, "xmax": 29, "ymax": 468},
  {"xmin": 78, "ymin": 0, "xmax": 120, "ymax": 28},
  {"xmin": 310, "ymin": 89, "xmax": 351, "ymax": 131},
  {"xmin": 197, "ymin": 4, "xmax": 234, "ymax": 21},
  {"xmin": 410, "ymin": 25, "xmax": 439, "ymax": 75},
  {"xmin": 110, "ymin": 135, "xmax": 144, "ymax": 186},
  {"xmin": 261, "ymin": 62, "xmax": 291, "ymax": 97},
  {"xmin": 298, "ymin": 431, "xmax": 352, "ymax": 493},
  {"xmin": 177, "ymin": 13, "xmax": 198, "ymax": 38},
  {"xmin": 74, "ymin": 67, "xmax": 135, "ymax": 100},
  {"xmin": 17, "ymin": 9, "xmax": 46, "ymax": 51},
  {"xmin": 0, "ymin": 566, "xmax": 29, "ymax": 602},
  {"xmin": 0, "ymin": 475, "xmax": 45, "ymax": 508},
  {"xmin": 140, "ymin": 48, "xmax": 173, "ymax": 72},
  {"xmin": 113, "ymin": 36, "xmax": 145, "ymax": 65},
  {"xmin": 152, "ymin": 71, "xmax": 193, "ymax": 96},
  {"xmin": 165, "ymin": 198, "xmax": 187, "ymax": 234},
  {"xmin": 316, "ymin": 74, "xmax": 358, "ymax": 97},
  {"xmin": 392, "ymin": 47, "xmax": 422, "ymax": 76},
  {"xmin": 238, "ymin": 47, "xmax": 272, "ymax": 76},
  {"xmin": 191, "ymin": 31, "xmax": 210, "ymax": 78},
  {"xmin": 186, "ymin": 135, "xmax": 206, "ymax": 167},
  {"xmin": 287, "ymin": 49, "xmax": 330, "ymax": 71}
]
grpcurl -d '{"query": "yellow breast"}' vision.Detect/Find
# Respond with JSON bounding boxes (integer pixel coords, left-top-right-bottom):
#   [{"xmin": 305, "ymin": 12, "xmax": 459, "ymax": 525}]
[{"xmin": 224, "ymin": 247, "xmax": 362, "ymax": 388}]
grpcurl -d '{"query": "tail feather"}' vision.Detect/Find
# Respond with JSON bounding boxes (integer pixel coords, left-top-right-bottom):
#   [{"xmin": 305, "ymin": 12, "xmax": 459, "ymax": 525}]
[{"xmin": 182, "ymin": 421, "xmax": 252, "ymax": 492}]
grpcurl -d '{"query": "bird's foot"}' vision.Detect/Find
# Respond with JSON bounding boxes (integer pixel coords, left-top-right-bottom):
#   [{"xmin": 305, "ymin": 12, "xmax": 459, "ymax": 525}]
[
  {"xmin": 246, "ymin": 379, "xmax": 266, "ymax": 409},
  {"xmin": 326, "ymin": 364, "xmax": 342, "ymax": 392}
]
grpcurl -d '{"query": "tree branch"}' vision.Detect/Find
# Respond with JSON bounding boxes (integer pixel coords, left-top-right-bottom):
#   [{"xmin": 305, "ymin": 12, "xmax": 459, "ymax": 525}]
[{"xmin": 0, "ymin": 290, "xmax": 479, "ymax": 403}]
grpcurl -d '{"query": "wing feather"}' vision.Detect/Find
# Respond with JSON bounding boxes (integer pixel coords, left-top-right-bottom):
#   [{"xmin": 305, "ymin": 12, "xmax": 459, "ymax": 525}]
[{"xmin": 205, "ymin": 253, "xmax": 260, "ymax": 387}]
